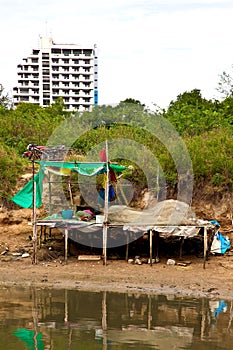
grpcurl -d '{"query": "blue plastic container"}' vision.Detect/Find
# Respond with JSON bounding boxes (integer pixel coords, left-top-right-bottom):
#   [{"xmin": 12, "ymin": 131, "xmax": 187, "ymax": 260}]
[{"xmin": 61, "ymin": 210, "xmax": 74, "ymax": 219}]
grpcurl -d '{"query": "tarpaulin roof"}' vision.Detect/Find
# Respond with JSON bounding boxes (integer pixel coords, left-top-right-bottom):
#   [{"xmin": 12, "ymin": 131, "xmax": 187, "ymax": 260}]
[
  {"xmin": 37, "ymin": 160, "xmax": 126, "ymax": 174},
  {"xmin": 11, "ymin": 161, "xmax": 126, "ymax": 209}
]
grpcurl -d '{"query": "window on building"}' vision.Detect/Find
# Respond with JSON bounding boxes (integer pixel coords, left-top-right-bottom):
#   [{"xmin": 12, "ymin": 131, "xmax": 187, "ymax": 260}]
[
  {"xmin": 43, "ymin": 69, "xmax": 50, "ymax": 75},
  {"xmin": 62, "ymin": 49, "xmax": 71, "ymax": 56},
  {"xmin": 73, "ymin": 49, "xmax": 82, "ymax": 55},
  {"xmin": 43, "ymin": 84, "xmax": 50, "ymax": 90},
  {"xmin": 42, "ymin": 62, "xmax": 50, "ymax": 67},
  {"xmin": 20, "ymin": 88, "xmax": 29, "ymax": 93},
  {"xmin": 52, "ymin": 58, "xmax": 59, "ymax": 63},
  {"xmin": 21, "ymin": 96, "xmax": 29, "ymax": 101},
  {"xmin": 83, "ymin": 49, "xmax": 92, "ymax": 56},
  {"xmin": 52, "ymin": 48, "xmax": 61, "ymax": 54}
]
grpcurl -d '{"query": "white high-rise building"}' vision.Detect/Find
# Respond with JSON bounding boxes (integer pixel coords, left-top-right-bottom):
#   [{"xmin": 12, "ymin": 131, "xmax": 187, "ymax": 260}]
[{"xmin": 13, "ymin": 36, "xmax": 98, "ymax": 111}]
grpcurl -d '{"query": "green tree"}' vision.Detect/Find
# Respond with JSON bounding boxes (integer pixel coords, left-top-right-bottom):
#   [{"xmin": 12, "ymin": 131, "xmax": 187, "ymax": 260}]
[
  {"xmin": 217, "ymin": 66, "xmax": 233, "ymax": 98},
  {"xmin": 0, "ymin": 84, "xmax": 10, "ymax": 109},
  {"xmin": 163, "ymin": 89, "xmax": 221, "ymax": 135}
]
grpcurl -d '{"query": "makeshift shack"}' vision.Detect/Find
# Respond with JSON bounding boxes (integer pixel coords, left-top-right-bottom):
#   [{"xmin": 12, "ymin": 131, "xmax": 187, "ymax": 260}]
[{"xmin": 11, "ymin": 155, "xmax": 218, "ymax": 267}]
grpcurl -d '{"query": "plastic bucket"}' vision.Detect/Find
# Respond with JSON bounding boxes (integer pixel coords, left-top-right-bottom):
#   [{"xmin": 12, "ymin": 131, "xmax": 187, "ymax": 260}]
[{"xmin": 61, "ymin": 210, "xmax": 74, "ymax": 219}]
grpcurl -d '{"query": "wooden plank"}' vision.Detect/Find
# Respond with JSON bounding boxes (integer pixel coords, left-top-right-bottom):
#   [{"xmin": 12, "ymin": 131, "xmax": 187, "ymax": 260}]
[{"xmin": 78, "ymin": 255, "xmax": 101, "ymax": 261}]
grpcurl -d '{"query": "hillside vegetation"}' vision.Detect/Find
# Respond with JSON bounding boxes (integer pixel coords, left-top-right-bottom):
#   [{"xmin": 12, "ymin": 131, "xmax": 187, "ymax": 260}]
[{"xmin": 1, "ymin": 90, "xmax": 233, "ymax": 208}]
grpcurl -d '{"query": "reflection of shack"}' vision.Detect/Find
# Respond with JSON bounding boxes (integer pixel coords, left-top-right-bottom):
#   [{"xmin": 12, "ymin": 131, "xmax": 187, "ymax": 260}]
[{"xmin": 9, "ymin": 287, "xmax": 231, "ymax": 349}]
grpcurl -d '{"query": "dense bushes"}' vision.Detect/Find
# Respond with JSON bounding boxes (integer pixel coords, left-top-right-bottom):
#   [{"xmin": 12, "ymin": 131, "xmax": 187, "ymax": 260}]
[{"xmin": 1, "ymin": 91, "xmax": 233, "ymax": 206}]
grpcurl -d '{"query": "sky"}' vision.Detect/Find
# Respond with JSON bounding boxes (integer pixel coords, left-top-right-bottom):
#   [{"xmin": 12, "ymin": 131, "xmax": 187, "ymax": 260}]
[{"xmin": 1, "ymin": 0, "xmax": 233, "ymax": 109}]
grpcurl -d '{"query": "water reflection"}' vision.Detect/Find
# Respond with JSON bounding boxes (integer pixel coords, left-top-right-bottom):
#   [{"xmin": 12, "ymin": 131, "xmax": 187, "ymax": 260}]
[{"xmin": 0, "ymin": 286, "xmax": 232, "ymax": 349}]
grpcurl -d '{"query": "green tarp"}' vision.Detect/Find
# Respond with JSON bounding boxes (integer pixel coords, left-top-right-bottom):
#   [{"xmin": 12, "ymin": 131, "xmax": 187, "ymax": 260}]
[
  {"xmin": 11, "ymin": 161, "xmax": 126, "ymax": 209},
  {"xmin": 14, "ymin": 328, "xmax": 44, "ymax": 350},
  {"xmin": 11, "ymin": 167, "xmax": 45, "ymax": 208}
]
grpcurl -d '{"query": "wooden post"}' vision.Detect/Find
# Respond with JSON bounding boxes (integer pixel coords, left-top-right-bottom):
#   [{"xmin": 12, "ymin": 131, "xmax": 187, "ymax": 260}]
[
  {"xmin": 65, "ymin": 228, "xmax": 68, "ymax": 264},
  {"xmin": 48, "ymin": 171, "xmax": 52, "ymax": 215},
  {"xmin": 179, "ymin": 236, "xmax": 184, "ymax": 260},
  {"xmin": 32, "ymin": 155, "xmax": 37, "ymax": 264},
  {"xmin": 149, "ymin": 229, "xmax": 153, "ymax": 266},
  {"xmin": 125, "ymin": 233, "xmax": 129, "ymax": 261},
  {"xmin": 103, "ymin": 140, "xmax": 109, "ymax": 266},
  {"xmin": 203, "ymin": 226, "xmax": 207, "ymax": 269},
  {"xmin": 68, "ymin": 176, "xmax": 74, "ymax": 206}
]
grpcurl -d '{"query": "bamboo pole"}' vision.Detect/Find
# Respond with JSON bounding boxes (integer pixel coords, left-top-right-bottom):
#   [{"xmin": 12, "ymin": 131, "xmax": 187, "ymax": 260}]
[
  {"xmin": 32, "ymin": 155, "xmax": 37, "ymax": 265},
  {"xmin": 125, "ymin": 234, "xmax": 129, "ymax": 261},
  {"xmin": 203, "ymin": 226, "xmax": 207, "ymax": 269},
  {"xmin": 65, "ymin": 228, "xmax": 68, "ymax": 264},
  {"xmin": 68, "ymin": 176, "xmax": 74, "ymax": 207},
  {"xmin": 103, "ymin": 141, "xmax": 109, "ymax": 266},
  {"xmin": 149, "ymin": 229, "xmax": 153, "ymax": 266},
  {"xmin": 48, "ymin": 171, "xmax": 52, "ymax": 215}
]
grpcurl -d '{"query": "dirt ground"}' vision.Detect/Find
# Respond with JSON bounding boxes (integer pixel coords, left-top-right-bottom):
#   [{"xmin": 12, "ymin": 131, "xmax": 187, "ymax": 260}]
[{"xmin": 1, "ymin": 207, "xmax": 233, "ymax": 300}]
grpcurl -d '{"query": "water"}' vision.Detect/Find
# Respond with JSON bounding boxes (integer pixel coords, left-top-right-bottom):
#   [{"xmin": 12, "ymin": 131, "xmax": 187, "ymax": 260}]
[{"xmin": 0, "ymin": 286, "xmax": 232, "ymax": 349}]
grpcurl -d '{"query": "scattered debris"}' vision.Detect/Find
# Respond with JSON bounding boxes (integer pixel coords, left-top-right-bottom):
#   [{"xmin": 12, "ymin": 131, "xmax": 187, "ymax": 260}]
[
  {"xmin": 1, "ymin": 249, "xmax": 9, "ymax": 256},
  {"xmin": 128, "ymin": 259, "xmax": 134, "ymax": 264},
  {"xmin": 134, "ymin": 257, "xmax": 142, "ymax": 265},
  {"xmin": 167, "ymin": 259, "xmax": 176, "ymax": 265},
  {"xmin": 148, "ymin": 258, "xmax": 156, "ymax": 264},
  {"xmin": 218, "ymin": 262, "xmax": 230, "ymax": 269}
]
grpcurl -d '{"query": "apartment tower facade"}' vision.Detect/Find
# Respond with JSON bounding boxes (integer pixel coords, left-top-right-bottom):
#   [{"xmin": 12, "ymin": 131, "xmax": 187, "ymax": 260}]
[{"xmin": 13, "ymin": 36, "xmax": 98, "ymax": 111}]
